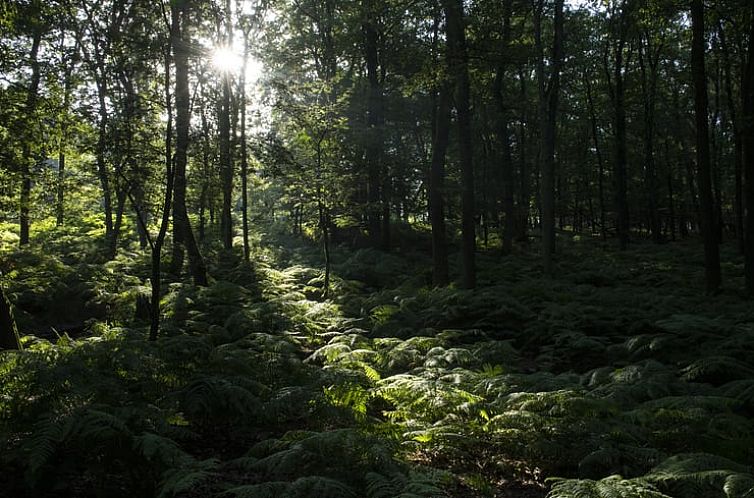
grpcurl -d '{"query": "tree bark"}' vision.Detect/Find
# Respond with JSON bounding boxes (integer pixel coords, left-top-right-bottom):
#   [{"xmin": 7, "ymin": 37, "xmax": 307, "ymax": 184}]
[
  {"xmin": 430, "ymin": 84, "xmax": 451, "ymax": 287},
  {"xmin": 364, "ymin": 0, "xmax": 385, "ymax": 248},
  {"xmin": 19, "ymin": 27, "xmax": 42, "ymax": 246},
  {"xmin": 0, "ymin": 285, "xmax": 20, "ymax": 350},
  {"xmin": 742, "ymin": 6, "xmax": 754, "ymax": 294},
  {"xmin": 638, "ymin": 31, "xmax": 662, "ymax": 243},
  {"xmin": 609, "ymin": 1, "xmax": 631, "ymax": 250},
  {"xmin": 691, "ymin": 0, "xmax": 721, "ymax": 292},
  {"xmin": 495, "ymin": 0, "xmax": 514, "ymax": 255},
  {"xmin": 240, "ymin": 29, "xmax": 251, "ymax": 262},
  {"xmin": 172, "ymin": 3, "xmax": 209, "ymax": 287},
  {"xmin": 585, "ymin": 71, "xmax": 606, "ymax": 240},
  {"xmin": 219, "ymin": 0, "xmax": 234, "ymax": 250},
  {"xmin": 57, "ymin": 42, "xmax": 74, "ymax": 228},
  {"xmin": 541, "ymin": 0, "xmax": 564, "ymax": 275},
  {"xmin": 443, "ymin": 0, "xmax": 475, "ymax": 289},
  {"xmin": 719, "ymin": 20, "xmax": 745, "ymax": 254}
]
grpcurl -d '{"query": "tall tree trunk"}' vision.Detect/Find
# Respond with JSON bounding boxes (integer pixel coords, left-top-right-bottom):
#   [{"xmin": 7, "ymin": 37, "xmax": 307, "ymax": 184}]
[
  {"xmin": 443, "ymin": 0, "xmax": 475, "ymax": 289},
  {"xmin": 240, "ymin": 30, "xmax": 251, "ymax": 262},
  {"xmin": 0, "ymin": 284, "xmax": 20, "ymax": 350},
  {"xmin": 430, "ymin": 84, "xmax": 451, "ymax": 287},
  {"xmin": 585, "ymin": 71, "xmax": 606, "ymax": 240},
  {"xmin": 639, "ymin": 32, "xmax": 662, "ymax": 243},
  {"xmin": 172, "ymin": 3, "xmax": 208, "ymax": 286},
  {"xmin": 541, "ymin": 0, "xmax": 564, "ymax": 275},
  {"xmin": 57, "ymin": 44, "xmax": 74, "ymax": 228},
  {"xmin": 517, "ymin": 67, "xmax": 530, "ymax": 242},
  {"xmin": 364, "ymin": 0, "xmax": 384, "ymax": 248},
  {"xmin": 495, "ymin": 0, "xmax": 515, "ymax": 254},
  {"xmin": 19, "ymin": 27, "xmax": 42, "ymax": 246},
  {"xmin": 742, "ymin": 6, "xmax": 754, "ymax": 294},
  {"xmin": 691, "ymin": 0, "xmax": 721, "ymax": 292},
  {"xmin": 147, "ymin": 48, "xmax": 177, "ymax": 341},
  {"xmin": 608, "ymin": 1, "xmax": 631, "ymax": 250},
  {"xmin": 96, "ymin": 85, "xmax": 116, "ymax": 257},
  {"xmin": 219, "ymin": 0, "xmax": 234, "ymax": 250},
  {"xmin": 719, "ymin": 20, "xmax": 745, "ymax": 254}
]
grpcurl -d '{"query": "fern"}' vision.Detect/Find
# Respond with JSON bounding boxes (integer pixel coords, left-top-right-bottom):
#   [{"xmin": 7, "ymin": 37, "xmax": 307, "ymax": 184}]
[
  {"xmin": 646, "ymin": 453, "xmax": 754, "ymax": 498},
  {"xmin": 157, "ymin": 458, "xmax": 219, "ymax": 498},
  {"xmin": 547, "ymin": 475, "xmax": 673, "ymax": 498}
]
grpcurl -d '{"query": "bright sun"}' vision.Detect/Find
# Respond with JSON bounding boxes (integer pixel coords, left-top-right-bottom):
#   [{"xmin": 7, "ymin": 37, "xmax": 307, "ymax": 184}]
[
  {"xmin": 211, "ymin": 46, "xmax": 264, "ymax": 84},
  {"xmin": 212, "ymin": 46, "xmax": 243, "ymax": 74}
]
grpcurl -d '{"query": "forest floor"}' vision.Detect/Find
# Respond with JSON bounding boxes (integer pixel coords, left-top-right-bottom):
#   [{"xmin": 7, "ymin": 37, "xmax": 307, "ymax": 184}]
[{"xmin": 2, "ymin": 221, "xmax": 754, "ymax": 498}]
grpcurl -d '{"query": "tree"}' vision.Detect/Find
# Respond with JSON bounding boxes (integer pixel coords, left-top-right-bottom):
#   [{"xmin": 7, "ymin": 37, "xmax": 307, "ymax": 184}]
[
  {"xmin": 443, "ymin": 0, "xmax": 475, "ymax": 289},
  {"xmin": 17, "ymin": 1, "xmax": 44, "ymax": 246},
  {"xmin": 605, "ymin": 0, "xmax": 632, "ymax": 250},
  {"xmin": 690, "ymin": 0, "xmax": 721, "ymax": 292},
  {"xmin": 539, "ymin": 0, "xmax": 564, "ymax": 275},
  {"xmin": 0, "ymin": 283, "xmax": 20, "ymax": 350},
  {"xmin": 638, "ymin": 13, "xmax": 667, "ymax": 244},
  {"xmin": 742, "ymin": 3, "xmax": 754, "ymax": 294},
  {"xmin": 171, "ymin": 0, "xmax": 208, "ymax": 286}
]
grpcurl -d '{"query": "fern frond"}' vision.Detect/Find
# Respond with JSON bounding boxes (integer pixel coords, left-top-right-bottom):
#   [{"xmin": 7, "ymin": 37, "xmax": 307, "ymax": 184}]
[{"xmin": 547, "ymin": 475, "xmax": 672, "ymax": 498}]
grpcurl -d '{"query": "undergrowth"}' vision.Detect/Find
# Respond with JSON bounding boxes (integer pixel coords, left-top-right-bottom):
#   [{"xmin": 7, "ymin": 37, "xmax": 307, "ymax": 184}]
[{"xmin": 2, "ymin": 224, "xmax": 754, "ymax": 498}]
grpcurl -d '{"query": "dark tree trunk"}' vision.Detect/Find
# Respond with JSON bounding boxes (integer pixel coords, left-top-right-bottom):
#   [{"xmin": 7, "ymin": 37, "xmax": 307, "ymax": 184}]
[
  {"xmin": 19, "ymin": 28, "xmax": 42, "ymax": 246},
  {"xmin": 0, "ymin": 285, "xmax": 20, "ymax": 350},
  {"xmin": 495, "ymin": 0, "xmax": 515, "ymax": 255},
  {"xmin": 691, "ymin": 0, "xmax": 721, "ymax": 292},
  {"xmin": 639, "ymin": 32, "xmax": 662, "ymax": 243},
  {"xmin": 364, "ymin": 0, "xmax": 384, "ymax": 248},
  {"xmin": 443, "ymin": 0, "xmax": 475, "ymax": 289},
  {"xmin": 605, "ymin": 0, "xmax": 631, "ymax": 249},
  {"xmin": 240, "ymin": 30, "xmax": 251, "ymax": 262},
  {"xmin": 147, "ymin": 49, "xmax": 177, "ymax": 341},
  {"xmin": 541, "ymin": 0, "xmax": 564, "ymax": 275},
  {"xmin": 719, "ymin": 20, "xmax": 745, "ymax": 254},
  {"xmin": 172, "ymin": 3, "xmax": 208, "ymax": 287},
  {"xmin": 585, "ymin": 72, "xmax": 606, "ymax": 240},
  {"xmin": 517, "ymin": 67, "xmax": 530, "ymax": 241},
  {"xmin": 742, "ymin": 6, "xmax": 754, "ymax": 294},
  {"xmin": 96, "ymin": 83, "xmax": 115, "ymax": 257},
  {"xmin": 219, "ymin": 0, "xmax": 234, "ymax": 250},
  {"xmin": 430, "ymin": 84, "xmax": 451, "ymax": 287},
  {"xmin": 57, "ymin": 44, "xmax": 74, "ymax": 228}
]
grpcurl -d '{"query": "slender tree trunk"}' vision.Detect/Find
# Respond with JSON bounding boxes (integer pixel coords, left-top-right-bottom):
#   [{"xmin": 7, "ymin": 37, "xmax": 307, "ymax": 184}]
[
  {"xmin": 495, "ymin": 0, "xmax": 514, "ymax": 254},
  {"xmin": 19, "ymin": 28, "xmax": 42, "ymax": 246},
  {"xmin": 106, "ymin": 191, "xmax": 126, "ymax": 259},
  {"xmin": 57, "ymin": 46, "xmax": 73, "ymax": 227},
  {"xmin": 94, "ymin": 80, "xmax": 116, "ymax": 257},
  {"xmin": 667, "ymin": 169, "xmax": 676, "ymax": 241},
  {"xmin": 585, "ymin": 71, "xmax": 606, "ymax": 241},
  {"xmin": 364, "ymin": 0, "xmax": 384, "ymax": 248},
  {"xmin": 719, "ymin": 21, "xmax": 745, "ymax": 254},
  {"xmin": 541, "ymin": 0, "xmax": 564, "ymax": 275},
  {"xmin": 0, "ymin": 284, "xmax": 20, "ymax": 350},
  {"xmin": 742, "ymin": 6, "xmax": 754, "ymax": 294},
  {"xmin": 240, "ymin": 30, "xmax": 251, "ymax": 262},
  {"xmin": 147, "ymin": 49, "xmax": 177, "ymax": 342},
  {"xmin": 443, "ymin": 0, "xmax": 475, "ymax": 289},
  {"xmin": 430, "ymin": 84, "xmax": 451, "ymax": 287},
  {"xmin": 639, "ymin": 34, "xmax": 662, "ymax": 243},
  {"xmin": 172, "ymin": 3, "xmax": 208, "ymax": 286},
  {"xmin": 517, "ymin": 67, "xmax": 529, "ymax": 241},
  {"xmin": 604, "ymin": 0, "xmax": 631, "ymax": 249},
  {"xmin": 691, "ymin": 0, "xmax": 721, "ymax": 292},
  {"xmin": 219, "ymin": 0, "xmax": 234, "ymax": 250}
]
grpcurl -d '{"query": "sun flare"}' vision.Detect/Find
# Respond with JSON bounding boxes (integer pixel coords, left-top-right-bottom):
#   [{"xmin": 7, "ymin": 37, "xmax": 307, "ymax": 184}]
[
  {"xmin": 211, "ymin": 46, "xmax": 264, "ymax": 84},
  {"xmin": 212, "ymin": 46, "xmax": 243, "ymax": 74}
]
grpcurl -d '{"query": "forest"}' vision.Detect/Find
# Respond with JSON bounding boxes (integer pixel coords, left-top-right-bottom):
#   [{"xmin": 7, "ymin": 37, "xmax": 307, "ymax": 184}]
[{"xmin": 2, "ymin": 0, "xmax": 754, "ymax": 496}]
